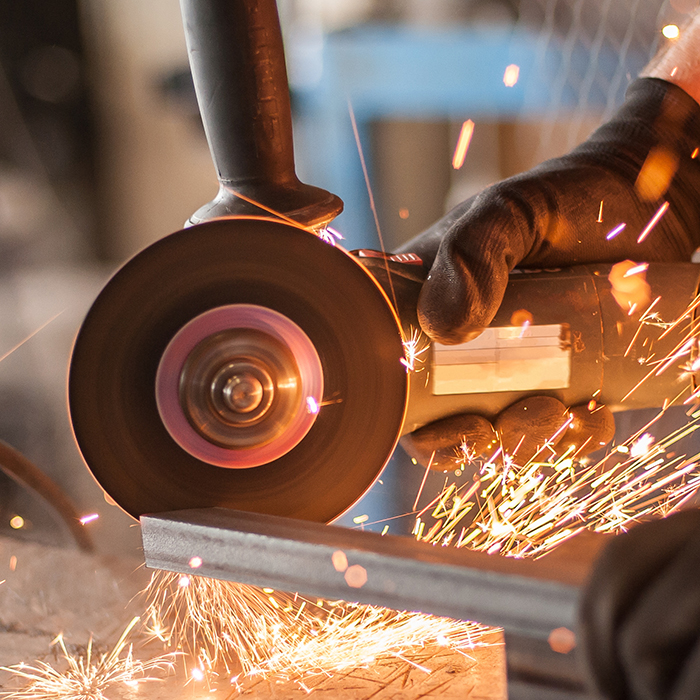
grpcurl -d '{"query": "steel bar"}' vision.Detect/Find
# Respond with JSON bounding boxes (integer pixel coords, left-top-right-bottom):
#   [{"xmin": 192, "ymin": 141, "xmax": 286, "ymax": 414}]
[
  {"xmin": 141, "ymin": 507, "xmax": 605, "ymax": 698},
  {"xmin": 141, "ymin": 507, "xmax": 604, "ymax": 640}
]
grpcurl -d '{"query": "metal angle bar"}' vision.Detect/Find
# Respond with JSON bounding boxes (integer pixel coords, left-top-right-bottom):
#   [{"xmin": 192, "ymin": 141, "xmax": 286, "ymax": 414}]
[{"xmin": 141, "ymin": 507, "xmax": 603, "ymax": 640}]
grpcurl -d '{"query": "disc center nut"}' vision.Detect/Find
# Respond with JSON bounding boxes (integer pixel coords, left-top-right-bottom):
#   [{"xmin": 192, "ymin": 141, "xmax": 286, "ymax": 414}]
[
  {"xmin": 207, "ymin": 359, "xmax": 275, "ymax": 426},
  {"xmin": 223, "ymin": 371, "xmax": 265, "ymax": 414}
]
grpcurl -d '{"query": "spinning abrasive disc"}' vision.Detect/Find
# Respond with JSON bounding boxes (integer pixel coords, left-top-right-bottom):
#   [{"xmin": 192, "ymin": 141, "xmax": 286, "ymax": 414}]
[{"xmin": 69, "ymin": 218, "xmax": 407, "ymax": 523}]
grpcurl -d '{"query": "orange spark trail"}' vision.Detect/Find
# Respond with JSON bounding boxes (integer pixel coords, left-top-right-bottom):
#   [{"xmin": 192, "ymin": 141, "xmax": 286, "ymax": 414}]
[
  {"xmin": 0, "ymin": 617, "xmax": 175, "ymax": 700},
  {"xmin": 347, "ymin": 99, "xmax": 399, "ymax": 315},
  {"xmin": 0, "ymin": 311, "xmax": 64, "ymax": 364},
  {"xmin": 452, "ymin": 120, "xmax": 475, "ymax": 169},
  {"xmin": 413, "ymin": 451, "xmax": 435, "ymax": 511},
  {"xmin": 637, "ymin": 201, "xmax": 670, "ymax": 243}
]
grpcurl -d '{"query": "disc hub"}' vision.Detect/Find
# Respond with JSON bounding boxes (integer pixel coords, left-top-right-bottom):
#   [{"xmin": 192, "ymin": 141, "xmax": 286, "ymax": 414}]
[{"xmin": 155, "ymin": 304, "xmax": 324, "ymax": 468}]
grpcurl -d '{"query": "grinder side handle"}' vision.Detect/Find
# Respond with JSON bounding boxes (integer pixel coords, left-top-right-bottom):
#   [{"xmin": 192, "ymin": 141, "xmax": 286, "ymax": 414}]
[{"xmin": 180, "ymin": 0, "xmax": 342, "ymax": 227}]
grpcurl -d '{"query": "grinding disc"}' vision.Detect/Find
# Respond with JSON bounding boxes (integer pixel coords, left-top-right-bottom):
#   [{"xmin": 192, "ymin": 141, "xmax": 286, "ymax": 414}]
[{"xmin": 69, "ymin": 218, "xmax": 407, "ymax": 523}]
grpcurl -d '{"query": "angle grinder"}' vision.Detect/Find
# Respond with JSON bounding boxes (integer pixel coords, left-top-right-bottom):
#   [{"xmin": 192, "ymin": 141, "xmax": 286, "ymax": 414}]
[{"xmin": 69, "ymin": 0, "xmax": 700, "ymax": 524}]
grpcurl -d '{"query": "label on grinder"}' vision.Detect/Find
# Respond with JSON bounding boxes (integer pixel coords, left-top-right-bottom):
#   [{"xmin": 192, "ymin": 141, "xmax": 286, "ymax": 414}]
[{"xmin": 431, "ymin": 324, "xmax": 571, "ymax": 396}]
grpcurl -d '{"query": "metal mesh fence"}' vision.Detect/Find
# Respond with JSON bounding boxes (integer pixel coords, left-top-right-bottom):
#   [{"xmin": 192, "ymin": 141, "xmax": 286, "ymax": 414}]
[{"xmin": 514, "ymin": 0, "xmax": 674, "ymax": 155}]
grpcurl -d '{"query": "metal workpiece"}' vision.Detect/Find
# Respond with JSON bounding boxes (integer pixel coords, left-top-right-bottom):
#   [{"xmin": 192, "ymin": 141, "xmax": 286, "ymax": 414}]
[
  {"xmin": 142, "ymin": 507, "xmax": 601, "ymax": 699},
  {"xmin": 141, "ymin": 507, "xmax": 603, "ymax": 639}
]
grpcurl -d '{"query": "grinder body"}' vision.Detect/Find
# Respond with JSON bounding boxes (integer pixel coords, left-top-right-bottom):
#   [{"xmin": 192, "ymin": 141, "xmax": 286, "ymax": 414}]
[{"xmin": 391, "ymin": 262, "xmax": 700, "ymax": 433}]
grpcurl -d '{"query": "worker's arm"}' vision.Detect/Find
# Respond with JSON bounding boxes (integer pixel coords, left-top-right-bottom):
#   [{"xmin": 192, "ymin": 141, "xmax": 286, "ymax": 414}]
[{"xmin": 396, "ymin": 14, "xmax": 700, "ymax": 469}]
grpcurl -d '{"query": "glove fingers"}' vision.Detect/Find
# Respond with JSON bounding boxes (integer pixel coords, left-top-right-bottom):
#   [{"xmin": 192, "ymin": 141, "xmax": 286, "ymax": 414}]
[
  {"xmin": 417, "ymin": 197, "xmax": 519, "ymax": 344},
  {"xmin": 565, "ymin": 404, "xmax": 616, "ymax": 456},
  {"xmin": 402, "ymin": 398, "xmax": 613, "ymax": 473},
  {"xmin": 400, "ymin": 414, "xmax": 497, "ymax": 471},
  {"xmin": 580, "ymin": 509, "xmax": 700, "ymax": 700},
  {"xmin": 495, "ymin": 396, "xmax": 568, "ymax": 462}
]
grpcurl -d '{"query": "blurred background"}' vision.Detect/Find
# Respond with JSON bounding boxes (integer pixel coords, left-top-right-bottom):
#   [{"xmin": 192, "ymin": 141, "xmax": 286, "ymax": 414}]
[{"xmin": 0, "ymin": 0, "xmax": 693, "ymax": 554}]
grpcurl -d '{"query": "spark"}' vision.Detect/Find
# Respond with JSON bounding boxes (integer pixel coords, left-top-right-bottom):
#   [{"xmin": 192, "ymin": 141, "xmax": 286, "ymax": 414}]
[
  {"xmin": 510, "ymin": 308, "xmax": 533, "ymax": 330},
  {"xmin": 452, "ymin": 120, "xmax": 475, "ymax": 170},
  {"xmin": 317, "ymin": 227, "xmax": 343, "ymax": 246},
  {"xmin": 188, "ymin": 556, "xmax": 203, "ymax": 569},
  {"xmin": 624, "ymin": 295, "xmax": 662, "ymax": 357},
  {"xmin": 630, "ymin": 432, "xmax": 655, "ymax": 458},
  {"xmin": 305, "ymin": 396, "xmax": 320, "ymax": 415},
  {"xmin": 9, "ymin": 516, "xmax": 24, "ymax": 530},
  {"xmin": 331, "ymin": 550, "xmax": 348, "ymax": 572},
  {"xmin": 623, "ymin": 263, "xmax": 649, "ymax": 277},
  {"xmin": 344, "ymin": 565, "xmax": 368, "ymax": 589},
  {"xmin": 637, "ymin": 201, "xmax": 670, "ymax": 243},
  {"xmin": 399, "ymin": 208, "xmax": 409, "ymax": 219},
  {"xmin": 222, "ymin": 187, "xmax": 312, "ymax": 231},
  {"xmin": 143, "ymin": 572, "xmax": 491, "ymax": 683},
  {"xmin": 692, "ymin": 147, "xmax": 699, "ymax": 159},
  {"xmin": 348, "ymin": 99, "xmax": 400, "ymax": 322},
  {"xmin": 671, "ymin": 66, "xmax": 678, "ymax": 78},
  {"xmin": 597, "ymin": 200, "xmax": 604, "ymax": 223},
  {"xmin": 548, "ymin": 627, "xmax": 576, "ymax": 654},
  {"xmin": 0, "ymin": 311, "xmax": 64, "ymax": 365},
  {"xmin": 414, "ymin": 414, "xmax": 700, "ymax": 558},
  {"xmin": 401, "ymin": 326, "xmax": 429, "ymax": 371},
  {"xmin": 413, "ymin": 452, "xmax": 435, "ymax": 511},
  {"xmin": 606, "ymin": 222, "xmax": 626, "ymax": 240},
  {"xmin": 352, "ymin": 514, "xmax": 369, "ymax": 525},
  {"xmin": 79, "ymin": 514, "xmax": 99, "ymax": 525},
  {"xmin": 662, "ymin": 24, "xmax": 680, "ymax": 39},
  {"xmin": 503, "ymin": 64, "xmax": 520, "ymax": 87},
  {"xmin": 0, "ymin": 617, "xmax": 174, "ymax": 700}
]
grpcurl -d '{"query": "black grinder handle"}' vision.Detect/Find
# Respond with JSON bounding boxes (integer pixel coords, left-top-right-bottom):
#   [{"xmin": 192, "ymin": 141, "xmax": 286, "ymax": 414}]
[{"xmin": 181, "ymin": 0, "xmax": 343, "ymax": 227}]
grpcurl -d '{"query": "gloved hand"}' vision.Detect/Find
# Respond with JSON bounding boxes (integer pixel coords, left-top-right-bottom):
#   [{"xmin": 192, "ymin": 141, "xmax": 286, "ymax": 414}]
[
  {"xmin": 393, "ymin": 78, "xmax": 700, "ymax": 470},
  {"xmin": 397, "ymin": 78, "xmax": 700, "ymax": 345},
  {"xmin": 400, "ymin": 396, "xmax": 616, "ymax": 469},
  {"xmin": 580, "ymin": 509, "xmax": 700, "ymax": 700}
]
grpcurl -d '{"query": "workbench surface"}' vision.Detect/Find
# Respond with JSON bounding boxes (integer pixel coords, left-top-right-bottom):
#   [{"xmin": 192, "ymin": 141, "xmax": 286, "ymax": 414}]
[{"xmin": 0, "ymin": 536, "xmax": 506, "ymax": 698}]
